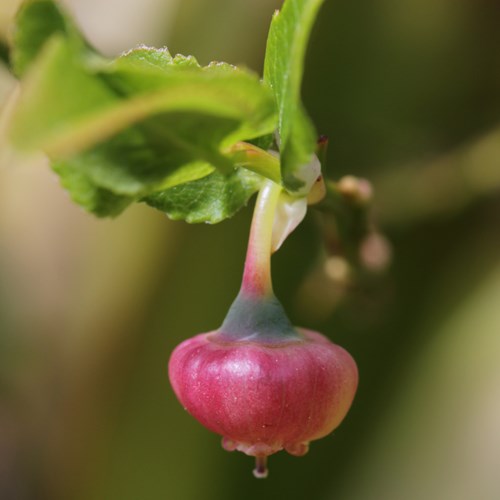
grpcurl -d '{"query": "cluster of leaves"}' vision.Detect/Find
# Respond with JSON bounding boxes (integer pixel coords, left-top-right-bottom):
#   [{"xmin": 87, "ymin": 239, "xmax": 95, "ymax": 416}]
[{"xmin": 6, "ymin": 0, "xmax": 325, "ymax": 222}]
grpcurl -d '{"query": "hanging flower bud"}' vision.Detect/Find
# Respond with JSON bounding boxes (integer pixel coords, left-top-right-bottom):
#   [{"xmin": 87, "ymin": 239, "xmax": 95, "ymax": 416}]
[
  {"xmin": 169, "ymin": 323, "xmax": 357, "ymax": 478},
  {"xmin": 169, "ymin": 181, "xmax": 358, "ymax": 478}
]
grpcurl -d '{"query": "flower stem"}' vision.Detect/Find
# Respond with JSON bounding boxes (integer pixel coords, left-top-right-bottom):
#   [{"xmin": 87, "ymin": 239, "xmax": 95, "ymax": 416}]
[
  {"xmin": 241, "ymin": 180, "xmax": 282, "ymax": 297},
  {"xmin": 218, "ymin": 180, "xmax": 300, "ymax": 342}
]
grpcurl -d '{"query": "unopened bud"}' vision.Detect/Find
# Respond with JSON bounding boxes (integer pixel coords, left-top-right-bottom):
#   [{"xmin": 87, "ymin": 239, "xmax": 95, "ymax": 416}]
[
  {"xmin": 324, "ymin": 256, "xmax": 351, "ymax": 283},
  {"xmin": 338, "ymin": 176, "xmax": 373, "ymax": 204},
  {"xmin": 359, "ymin": 232, "xmax": 391, "ymax": 272}
]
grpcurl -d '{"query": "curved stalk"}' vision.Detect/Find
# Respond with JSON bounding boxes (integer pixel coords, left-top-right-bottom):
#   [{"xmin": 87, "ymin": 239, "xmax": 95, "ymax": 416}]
[{"xmin": 241, "ymin": 180, "xmax": 282, "ymax": 296}]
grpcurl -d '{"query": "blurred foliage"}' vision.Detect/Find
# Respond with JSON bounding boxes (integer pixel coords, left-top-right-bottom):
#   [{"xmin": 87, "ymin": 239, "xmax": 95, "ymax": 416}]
[{"xmin": 1, "ymin": 1, "xmax": 500, "ymax": 500}]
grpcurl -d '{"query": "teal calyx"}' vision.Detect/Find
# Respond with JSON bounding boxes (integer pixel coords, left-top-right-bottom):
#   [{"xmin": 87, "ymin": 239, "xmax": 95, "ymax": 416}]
[{"xmin": 217, "ymin": 292, "xmax": 303, "ymax": 343}]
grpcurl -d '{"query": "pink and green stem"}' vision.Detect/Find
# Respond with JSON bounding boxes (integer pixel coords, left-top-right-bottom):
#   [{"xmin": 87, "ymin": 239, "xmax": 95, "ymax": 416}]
[
  {"xmin": 241, "ymin": 180, "xmax": 282, "ymax": 297},
  {"xmin": 217, "ymin": 180, "xmax": 301, "ymax": 344}
]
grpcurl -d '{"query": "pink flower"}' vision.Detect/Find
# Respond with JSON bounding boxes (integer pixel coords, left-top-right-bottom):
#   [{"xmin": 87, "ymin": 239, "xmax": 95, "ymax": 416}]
[{"xmin": 169, "ymin": 325, "xmax": 358, "ymax": 477}]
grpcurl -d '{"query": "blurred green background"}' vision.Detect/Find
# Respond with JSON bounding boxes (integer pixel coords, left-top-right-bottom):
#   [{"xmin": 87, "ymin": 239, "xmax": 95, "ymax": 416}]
[{"xmin": 1, "ymin": 1, "xmax": 500, "ymax": 499}]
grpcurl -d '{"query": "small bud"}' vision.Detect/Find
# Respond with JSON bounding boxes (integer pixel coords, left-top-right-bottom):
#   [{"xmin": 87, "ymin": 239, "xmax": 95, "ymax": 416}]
[
  {"xmin": 338, "ymin": 176, "xmax": 373, "ymax": 204},
  {"xmin": 324, "ymin": 256, "xmax": 351, "ymax": 284},
  {"xmin": 359, "ymin": 232, "xmax": 392, "ymax": 272}
]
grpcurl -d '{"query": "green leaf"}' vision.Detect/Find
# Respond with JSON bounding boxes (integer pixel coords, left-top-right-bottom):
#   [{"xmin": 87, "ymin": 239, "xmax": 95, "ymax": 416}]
[
  {"xmin": 144, "ymin": 168, "xmax": 263, "ymax": 224},
  {"xmin": 264, "ymin": 0, "xmax": 323, "ymax": 191},
  {"xmin": 8, "ymin": 42, "xmax": 278, "ymax": 192},
  {"xmin": 9, "ymin": 0, "xmax": 92, "ymax": 77},
  {"xmin": 9, "ymin": 41, "xmax": 277, "ymax": 156},
  {"xmin": 7, "ymin": 6, "xmax": 280, "ymax": 222},
  {"xmin": 8, "ymin": 36, "xmax": 118, "ymax": 154},
  {"xmin": 54, "ymin": 118, "xmax": 219, "ymax": 197},
  {"xmin": 101, "ymin": 47, "xmax": 277, "ymax": 151},
  {"xmin": 52, "ymin": 159, "xmax": 133, "ymax": 217},
  {"xmin": 247, "ymin": 133, "xmax": 275, "ymax": 152}
]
